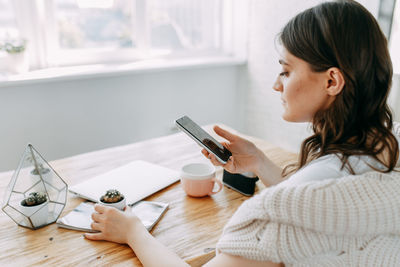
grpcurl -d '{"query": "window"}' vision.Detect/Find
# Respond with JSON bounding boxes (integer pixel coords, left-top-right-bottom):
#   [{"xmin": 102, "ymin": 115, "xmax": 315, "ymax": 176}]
[
  {"xmin": 48, "ymin": 0, "xmax": 137, "ymax": 65},
  {"xmin": 0, "ymin": 0, "xmax": 19, "ymax": 71},
  {"xmin": 389, "ymin": 0, "xmax": 399, "ymax": 73},
  {"xmin": 378, "ymin": 0, "xmax": 399, "ymax": 73},
  {"xmin": 56, "ymin": 1, "xmax": 134, "ymax": 50},
  {"xmin": 0, "ymin": 0, "xmax": 230, "ymax": 71},
  {"xmin": 378, "ymin": 0, "xmax": 396, "ymax": 38},
  {"xmin": 0, "ymin": 0, "xmax": 18, "ymax": 40}
]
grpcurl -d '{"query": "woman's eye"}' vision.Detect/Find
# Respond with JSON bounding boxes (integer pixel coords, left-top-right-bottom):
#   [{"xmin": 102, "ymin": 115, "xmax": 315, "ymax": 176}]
[{"xmin": 279, "ymin": 71, "xmax": 289, "ymax": 77}]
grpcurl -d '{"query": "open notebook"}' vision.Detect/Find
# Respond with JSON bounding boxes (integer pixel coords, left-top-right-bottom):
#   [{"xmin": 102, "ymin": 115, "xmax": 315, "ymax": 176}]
[
  {"xmin": 69, "ymin": 160, "xmax": 179, "ymax": 205},
  {"xmin": 57, "ymin": 201, "xmax": 169, "ymax": 232}
]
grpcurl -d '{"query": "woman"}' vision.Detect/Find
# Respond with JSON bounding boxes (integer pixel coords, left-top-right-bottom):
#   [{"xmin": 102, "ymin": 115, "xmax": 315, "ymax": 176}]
[{"xmin": 85, "ymin": 1, "xmax": 400, "ymax": 266}]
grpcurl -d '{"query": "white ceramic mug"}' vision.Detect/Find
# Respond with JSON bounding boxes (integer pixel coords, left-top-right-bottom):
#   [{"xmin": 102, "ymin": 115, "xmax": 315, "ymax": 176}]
[{"xmin": 180, "ymin": 163, "xmax": 222, "ymax": 197}]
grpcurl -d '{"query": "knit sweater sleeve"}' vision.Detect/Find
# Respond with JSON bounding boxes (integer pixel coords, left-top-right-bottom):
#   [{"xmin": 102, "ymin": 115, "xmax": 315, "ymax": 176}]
[
  {"xmin": 265, "ymin": 172, "xmax": 400, "ymax": 236},
  {"xmin": 216, "ymin": 171, "xmax": 400, "ymax": 263}
]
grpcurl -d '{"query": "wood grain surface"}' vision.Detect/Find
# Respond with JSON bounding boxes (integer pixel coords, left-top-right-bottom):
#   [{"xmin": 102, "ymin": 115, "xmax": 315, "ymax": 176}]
[{"xmin": 0, "ymin": 125, "xmax": 297, "ymax": 266}]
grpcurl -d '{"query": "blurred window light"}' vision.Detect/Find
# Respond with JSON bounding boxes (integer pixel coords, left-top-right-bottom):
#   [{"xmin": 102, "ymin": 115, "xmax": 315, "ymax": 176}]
[
  {"xmin": 148, "ymin": 0, "xmax": 221, "ymax": 52},
  {"xmin": 0, "ymin": 0, "xmax": 234, "ymax": 70},
  {"xmin": 52, "ymin": 0, "xmax": 225, "ymax": 66},
  {"xmin": 55, "ymin": 0, "xmax": 133, "ymax": 50},
  {"xmin": 0, "ymin": 0, "xmax": 19, "ymax": 40},
  {"xmin": 389, "ymin": 0, "xmax": 399, "ymax": 73},
  {"xmin": 378, "ymin": 0, "xmax": 397, "ymax": 38},
  {"xmin": 76, "ymin": 0, "xmax": 115, "ymax": 9},
  {"xmin": 0, "ymin": 0, "xmax": 19, "ymax": 73}
]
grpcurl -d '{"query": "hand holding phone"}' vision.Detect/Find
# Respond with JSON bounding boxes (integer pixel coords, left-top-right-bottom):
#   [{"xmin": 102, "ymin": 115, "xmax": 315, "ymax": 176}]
[
  {"xmin": 175, "ymin": 116, "xmax": 232, "ymax": 164},
  {"xmin": 200, "ymin": 124, "xmax": 263, "ymax": 176},
  {"xmin": 175, "ymin": 116, "xmax": 259, "ymax": 196}
]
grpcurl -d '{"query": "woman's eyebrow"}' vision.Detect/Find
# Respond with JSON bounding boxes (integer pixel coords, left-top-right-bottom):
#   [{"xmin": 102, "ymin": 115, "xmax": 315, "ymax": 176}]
[{"xmin": 279, "ymin": 59, "xmax": 289, "ymax": 66}]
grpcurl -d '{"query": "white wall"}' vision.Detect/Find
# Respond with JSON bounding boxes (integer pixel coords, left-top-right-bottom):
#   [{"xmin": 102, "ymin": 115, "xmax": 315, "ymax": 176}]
[
  {"xmin": 0, "ymin": 65, "xmax": 244, "ymax": 172},
  {"xmin": 241, "ymin": 0, "xmax": 381, "ymax": 153},
  {"xmin": 0, "ymin": 0, "xmax": 385, "ymax": 172}
]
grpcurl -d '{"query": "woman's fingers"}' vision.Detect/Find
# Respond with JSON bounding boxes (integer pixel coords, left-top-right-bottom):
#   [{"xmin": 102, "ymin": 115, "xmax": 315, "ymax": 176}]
[
  {"xmin": 203, "ymin": 150, "xmax": 224, "ymax": 167},
  {"xmin": 84, "ymin": 232, "xmax": 104, "ymax": 241},
  {"xmin": 91, "ymin": 221, "xmax": 103, "ymax": 232},
  {"xmin": 201, "ymin": 148, "xmax": 209, "ymax": 157},
  {"xmin": 91, "ymin": 212, "xmax": 103, "ymax": 223},
  {"xmin": 203, "ymin": 148, "xmax": 232, "ymax": 170},
  {"xmin": 225, "ymin": 156, "xmax": 235, "ymax": 169},
  {"xmin": 214, "ymin": 126, "xmax": 237, "ymax": 142},
  {"xmin": 124, "ymin": 205, "xmax": 132, "ymax": 212},
  {"xmin": 220, "ymin": 141, "xmax": 231, "ymax": 150},
  {"xmin": 94, "ymin": 204, "xmax": 106, "ymax": 213},
  {"xmin": 208, "ymin": 154, "xmax": 225, "ymax": 167}
]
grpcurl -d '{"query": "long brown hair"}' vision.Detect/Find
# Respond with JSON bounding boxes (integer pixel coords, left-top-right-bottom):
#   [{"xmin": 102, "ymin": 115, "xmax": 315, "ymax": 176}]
[{"xmin": 280, "ymin": 0, "xmax": 399, "ymax": 176}]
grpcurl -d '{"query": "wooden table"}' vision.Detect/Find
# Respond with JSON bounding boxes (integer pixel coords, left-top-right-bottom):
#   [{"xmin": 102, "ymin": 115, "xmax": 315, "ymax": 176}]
[{"xmin": 0, "ymin": 125, "xmax": 297, "ymax": 266}]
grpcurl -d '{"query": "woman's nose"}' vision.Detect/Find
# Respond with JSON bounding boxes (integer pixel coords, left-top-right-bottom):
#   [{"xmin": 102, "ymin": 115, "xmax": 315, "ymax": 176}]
[{"xmin": 273, "ymin": 78, "xmax": 283, "ymax": 92}]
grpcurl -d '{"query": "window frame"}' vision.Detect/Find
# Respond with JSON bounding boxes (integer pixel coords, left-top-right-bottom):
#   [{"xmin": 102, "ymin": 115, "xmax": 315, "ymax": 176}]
[
  {"xmin": 388, "ymin": 0, "xmax": 399, "ymax": 74},
  {"xmin": 7, "ymin": 0, "xmax": 237, "ymax": 70}
]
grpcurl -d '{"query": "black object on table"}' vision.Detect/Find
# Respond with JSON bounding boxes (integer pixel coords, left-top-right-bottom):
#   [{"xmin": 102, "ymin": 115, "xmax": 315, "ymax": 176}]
[{"xmin": 222, "ymin": 170, "xmax": 259, "ymax": 196}]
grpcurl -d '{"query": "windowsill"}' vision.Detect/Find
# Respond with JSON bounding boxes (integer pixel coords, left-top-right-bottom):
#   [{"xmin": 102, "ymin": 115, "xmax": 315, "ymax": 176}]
[{"xmin": 0, "ymin": 56, "xmax": 246, "ymax": 88}]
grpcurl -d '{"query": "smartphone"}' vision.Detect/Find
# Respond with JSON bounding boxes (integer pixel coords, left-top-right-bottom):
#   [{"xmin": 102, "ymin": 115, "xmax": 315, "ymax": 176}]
[{"xmin": 175, "ymin": 115, "xmax": 232, "ymax": 164}]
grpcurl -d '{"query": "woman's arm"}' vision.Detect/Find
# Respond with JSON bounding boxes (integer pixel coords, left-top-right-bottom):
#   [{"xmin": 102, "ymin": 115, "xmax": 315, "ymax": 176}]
[
  {"xmin": 252, "ymin": 149, "xmax": 285, "ymax": 186},
  {"xmin": 85, "ymin": 205, "xmax": 284, "ymax": 267},
  {"xmin": 203, "ymin": 126, "xmax": 285, "ymax": 186},
  {"xmin": 85, "ymin": 205, "xmax": 189, "ymax": 267},
  {"xmin": 205, "ymin": 252, "xmax": 283, "ymax": 267},
  {"xmin": 126, "ymin": 222, "xmax": 189, "ymax": 267}
]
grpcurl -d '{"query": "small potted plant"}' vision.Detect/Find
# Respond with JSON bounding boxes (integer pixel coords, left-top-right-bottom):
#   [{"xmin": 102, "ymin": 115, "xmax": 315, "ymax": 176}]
[
  {"xmin": 99, "ymin": 189, "xmax": 126, "ymax": 210},
  {"xmin": 20, "ymin": 192, "xmax": 49, "ymax": 228},
  {"xmin": 0, "ymin": 39, "xmax": 28, "ymax": 74}
]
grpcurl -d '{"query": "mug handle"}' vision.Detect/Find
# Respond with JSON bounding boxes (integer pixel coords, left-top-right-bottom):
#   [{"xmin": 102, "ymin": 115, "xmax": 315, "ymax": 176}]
[{"xmin": 208, "ymin": 178, "xmax": 223, "ymax": 195}]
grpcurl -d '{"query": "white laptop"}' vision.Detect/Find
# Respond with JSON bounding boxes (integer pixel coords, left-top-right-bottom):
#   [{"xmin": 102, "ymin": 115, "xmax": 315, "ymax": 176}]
[{"xmin": 69, "ymin": 160, "xmax": 179, "ymax": 205}]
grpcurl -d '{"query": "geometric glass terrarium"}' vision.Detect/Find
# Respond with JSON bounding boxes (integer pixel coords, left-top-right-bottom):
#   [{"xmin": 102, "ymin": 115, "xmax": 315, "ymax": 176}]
[{"xmin": 2, "ymin": 144, "xmax": 68, "ymax": 229}]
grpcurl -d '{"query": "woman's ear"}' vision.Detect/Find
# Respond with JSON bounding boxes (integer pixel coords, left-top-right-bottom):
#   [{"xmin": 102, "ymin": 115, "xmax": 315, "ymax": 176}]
[{"xmin": 326, "ymin": 67, "xmax": 345, "ymax": 96}]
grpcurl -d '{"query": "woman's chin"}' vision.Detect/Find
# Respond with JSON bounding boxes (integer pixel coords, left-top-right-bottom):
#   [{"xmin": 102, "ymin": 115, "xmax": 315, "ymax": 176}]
[
  {"xmin": 282, "ymin": 116, "xmax": 295, "ymax": 122},
  {"xmin": 282, "ymin": 112, "xmax": 294, "ymax": 122},
  {"xmin": 282, "ymin": 112, "xmax": 308, "ymax": 123}
]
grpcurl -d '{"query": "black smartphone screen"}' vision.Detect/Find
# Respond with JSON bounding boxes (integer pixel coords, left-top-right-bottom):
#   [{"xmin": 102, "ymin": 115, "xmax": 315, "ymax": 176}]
[{"xmin": 175, "ymin": 116, "xmax": 232, "ymax": 163}]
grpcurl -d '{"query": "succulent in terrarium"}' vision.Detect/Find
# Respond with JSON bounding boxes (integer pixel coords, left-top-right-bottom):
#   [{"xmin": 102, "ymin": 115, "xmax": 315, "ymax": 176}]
[
  {"xmin": 100, "ymin": 189, "xmax": 124, "ymax": 203},
  {"xmin": 27, "ymin": 155, "xmax": 49, "ymax": 175},
  {"xmin": 21, "ymin": 192, "xmax": 47, "ymax": 207},
  {"xmin": 30, "ymin": 164, "xmax": 50, "ymax": 175}
]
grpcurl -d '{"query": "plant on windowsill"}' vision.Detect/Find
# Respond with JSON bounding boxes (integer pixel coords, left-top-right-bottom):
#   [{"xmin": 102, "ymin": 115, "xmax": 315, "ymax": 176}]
[{"xmin": 0, "ymin": 39, "xmax": 29, "ymax": 74}]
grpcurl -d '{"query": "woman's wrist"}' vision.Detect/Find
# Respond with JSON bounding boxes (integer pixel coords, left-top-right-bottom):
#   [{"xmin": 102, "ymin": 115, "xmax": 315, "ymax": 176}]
[
  {"xmin": 125, "ymin": 216, "xmax": 189, "ymax": 267},
  {"xmin": 253, "ymin": 149, "xmax": 284, "ymax": 186},
  {"xmin": 126, "ymin": 216, "xmax": 147, "ymax": 247},
  {"xmin": 252, "ymin": 148, "xmax": 269, "ymax": 176}
]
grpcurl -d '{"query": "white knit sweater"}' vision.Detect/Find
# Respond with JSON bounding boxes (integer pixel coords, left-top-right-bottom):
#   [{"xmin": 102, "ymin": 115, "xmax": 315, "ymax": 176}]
[{"xmin": 216, "ymin": 170, "xmax": 400, "ymax": 266}]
